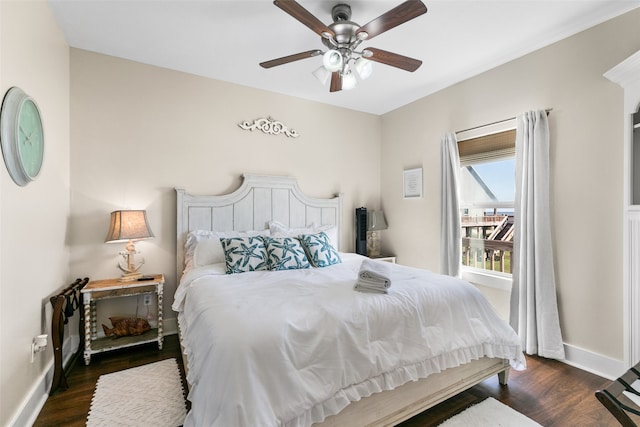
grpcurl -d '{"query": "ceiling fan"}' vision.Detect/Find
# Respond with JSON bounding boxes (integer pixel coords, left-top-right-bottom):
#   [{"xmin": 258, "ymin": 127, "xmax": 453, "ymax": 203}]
[{"xmin": 260, "ymin": 0, "xmax": 428, "ymax": 92}]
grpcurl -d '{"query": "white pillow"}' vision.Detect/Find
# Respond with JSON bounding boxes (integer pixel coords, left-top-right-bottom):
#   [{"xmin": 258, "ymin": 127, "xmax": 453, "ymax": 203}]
[
  {"xmin": 316, "ymin": 224, "xmax": 339, "ymax": 250},
  {"xmin": 184, "ymin": 230, "xmax": 215, "ymax": 273},
  {"xmin": 193, "ymin": 237, "xmax": 225, "ymax": 268},
  {"xmin": 269, "ymin": 221, "xmax": 315, "ymax": 237},
  {"xmin": 269, "ymin": 221, "xmax": 339, "ymax": 249},
  {"xmin": 184, "ymin": 229, "xmax": 270, "ymax": 272}
]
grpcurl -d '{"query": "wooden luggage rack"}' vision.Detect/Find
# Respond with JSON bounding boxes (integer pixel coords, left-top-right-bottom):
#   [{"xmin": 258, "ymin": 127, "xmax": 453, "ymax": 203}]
[
  {"xmin": 596, "ymin": 361, "xmax": 640, "ymax": 426},
  {"xmin": 49, "ymin": 277, "xmax": 89, "ymax": 394}
]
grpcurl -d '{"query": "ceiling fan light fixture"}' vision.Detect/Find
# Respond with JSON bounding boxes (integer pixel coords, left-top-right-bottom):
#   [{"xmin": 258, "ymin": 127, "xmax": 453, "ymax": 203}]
[
  {"xmin": 312, "ymin": 66, "xmax": 332, "ymax": 85},
  {"xmin": 262, "ymin": 0, "xmax": 427, "ymax": 93},
  {"xmin": 323, "ymin": 50, "xmax": 343, "ymax": 72},
  {"xmin": 354, "ymin": 57, "xmax": 373, "ymax": 80},
  {"xmin": 342, "ymin": 72, "xmax": 357, "ymax": 90}
]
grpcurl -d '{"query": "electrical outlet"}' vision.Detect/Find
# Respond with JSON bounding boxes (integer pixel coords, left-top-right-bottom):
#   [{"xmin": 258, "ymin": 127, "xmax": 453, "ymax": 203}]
[
  {"xmin": 31, "ymin": 334, "xmax": 48, "ymax": 363},
  {"xmin": 143, "ymin": 294, "xmax": 152, "ymax": 306}
]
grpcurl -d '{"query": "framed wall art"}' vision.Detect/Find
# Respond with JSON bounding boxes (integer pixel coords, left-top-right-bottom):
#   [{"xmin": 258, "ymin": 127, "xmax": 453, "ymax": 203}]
[{"xmin": 403, "ymin": 167, "xmax": 423, "ymax": 199}]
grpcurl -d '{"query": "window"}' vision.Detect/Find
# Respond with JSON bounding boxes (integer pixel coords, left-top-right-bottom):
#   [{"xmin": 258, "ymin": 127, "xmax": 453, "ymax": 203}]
[{"xmin": 458, "ymin": 127, "xmax": 515, "ymax": 281}]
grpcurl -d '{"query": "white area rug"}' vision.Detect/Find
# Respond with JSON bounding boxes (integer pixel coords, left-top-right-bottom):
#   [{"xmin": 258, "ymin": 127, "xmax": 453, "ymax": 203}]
[
  {"xmin": 439, "ymin": 397, "xmax": 543, "ymax": 427},
  {"xmin": 87, "ymin": 358, "xmax": 186, "ymax": 427}
]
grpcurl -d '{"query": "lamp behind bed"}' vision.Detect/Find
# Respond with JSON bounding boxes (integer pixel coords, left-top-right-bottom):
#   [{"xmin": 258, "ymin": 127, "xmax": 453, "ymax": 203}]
[{"xmin": 367, "ymin": 210, "xmax": 387, "ymax": 257}]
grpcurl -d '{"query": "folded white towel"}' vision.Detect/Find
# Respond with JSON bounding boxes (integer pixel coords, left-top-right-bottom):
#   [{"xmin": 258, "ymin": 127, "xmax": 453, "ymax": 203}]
[
  {"xmin": 358, "ymin": 258, "xmax": 392, "ymax": 286},
  {"xmin": 354, "ymin": 283, "xmax": 388, "ymax": 294},
  {"xmin": 354, "ymin": 259, "xmax": 393, "ymax": 294}
]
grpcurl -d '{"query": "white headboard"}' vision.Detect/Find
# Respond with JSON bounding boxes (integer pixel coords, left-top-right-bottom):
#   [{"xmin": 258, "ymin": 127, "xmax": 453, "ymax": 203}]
[{"xmin": 175, "ymin": 174, "xmax": 343, "ymax": 282}]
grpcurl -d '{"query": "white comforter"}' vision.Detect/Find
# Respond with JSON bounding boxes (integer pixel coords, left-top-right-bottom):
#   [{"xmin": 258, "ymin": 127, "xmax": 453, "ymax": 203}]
[{"xmin": 173, "ymin": 254, "xmax": 525, "ymax": 427}]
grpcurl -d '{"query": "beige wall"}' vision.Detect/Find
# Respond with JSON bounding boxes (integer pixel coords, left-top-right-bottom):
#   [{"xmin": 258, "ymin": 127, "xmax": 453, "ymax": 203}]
[
  {"xmin": 2, "ymin": 2, "xmax": 639, "ymax": 423},
  {"xmin": 0, "ymin": 1, "xmax": 70, "ymax": 425},
  {"xmin": 380, "ymin": 8, "xmax": 640, "ymax": 360},
  {"xmin": 68, "ymin": 49, "xmax": 382, "ymax": 327}
]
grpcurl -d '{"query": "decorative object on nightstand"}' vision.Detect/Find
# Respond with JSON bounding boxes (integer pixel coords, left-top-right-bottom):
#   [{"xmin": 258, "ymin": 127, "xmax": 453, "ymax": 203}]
[
  {"xmin": 367, "ymin": 210, "xmax": 388, "ymax": 257},
  {"xmin": 81, "ymin": 274, "xmax": 164, "ymax": 365},
  {"xmin": 105, "ymin": 210, "xmax": 154, "ymax": 281}
]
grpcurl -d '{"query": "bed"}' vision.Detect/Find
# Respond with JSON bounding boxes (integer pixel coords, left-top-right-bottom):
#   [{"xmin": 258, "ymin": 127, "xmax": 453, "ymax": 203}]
[{"xmin": 173, "ymin": 174, "xmax": 525, "ymax": 427}]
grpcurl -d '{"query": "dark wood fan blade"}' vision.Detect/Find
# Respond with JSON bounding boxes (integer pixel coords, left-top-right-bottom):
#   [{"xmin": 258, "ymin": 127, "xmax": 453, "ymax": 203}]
[
  {"xmin": 330, "ymin": 72, "xmax": 342, "ymax": 92},
  {"xmin": 356, "ymin": 0, "xmax": 427, "ymax": 40},
  {"xmin": 364, "ymin": 47, "xmax": 422, "ymax": 72},
  {"xmin": 274, "ymin": 0, "xmax": 335, "ymax": 38},
  {"xmin": 260, "ymin": 50, "xmax": 322, "ymax": 68}
]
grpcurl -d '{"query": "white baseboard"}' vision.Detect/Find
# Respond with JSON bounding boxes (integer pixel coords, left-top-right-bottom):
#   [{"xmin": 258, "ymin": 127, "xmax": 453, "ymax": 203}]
[
  {"xmin": 456, "ymin": 278, "xmax": 627, "ymax": 381},
  {"xmin": 8, "ymin": 335, "xmax": 79, "ymax": 427},
  {"xmin": 562, "ymin": 343, "xmax": 627, "ymax": 381},
  {"xmin": 9, "ymin": 317, "xmax": 179, "ymax": 427}
]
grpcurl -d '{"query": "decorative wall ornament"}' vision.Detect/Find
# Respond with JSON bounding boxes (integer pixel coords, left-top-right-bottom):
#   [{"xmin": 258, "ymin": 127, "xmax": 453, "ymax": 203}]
[{"xmin": 238, "ymin": 117, "xmax": 300, "ymax": 138}]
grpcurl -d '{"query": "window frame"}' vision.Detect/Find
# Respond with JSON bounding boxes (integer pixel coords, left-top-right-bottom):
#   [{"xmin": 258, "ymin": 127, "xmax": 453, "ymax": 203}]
[{"xmin": 457, "ymin": 120, "xmax": 516, "ymax": 289}]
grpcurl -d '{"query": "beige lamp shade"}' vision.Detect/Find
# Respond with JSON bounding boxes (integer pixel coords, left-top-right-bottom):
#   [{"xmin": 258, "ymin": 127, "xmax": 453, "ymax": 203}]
[
  {"xmin": 105, "ymin": 210, "xmax": 154, "ymax": 281},
  {"xmin": 105, "ymin": 210, "xmax": 154, "ymax": 243}
]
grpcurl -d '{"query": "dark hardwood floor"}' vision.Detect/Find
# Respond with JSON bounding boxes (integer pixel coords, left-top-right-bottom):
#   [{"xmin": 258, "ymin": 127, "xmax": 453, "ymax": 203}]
[
  {"xmin": 35, "ymin": 334, "xmax": 626, "ymax": 426},
  {"xmin": 34, "ymin": 334, "xmax": 186, "ymax": 427},
  {"xmin": 399, "ymin": 355, "xmax": 626, "ymax": 427}
]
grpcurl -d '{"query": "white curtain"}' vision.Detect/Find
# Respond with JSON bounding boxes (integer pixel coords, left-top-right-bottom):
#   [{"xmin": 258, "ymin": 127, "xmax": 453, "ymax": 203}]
[
  {"xmin": 510, "ymin": 110, "xmax": 565, "ymax": 359},
  {"xmin": 440, "ymin": 132, "xmax": 461, "ymax": 277}
]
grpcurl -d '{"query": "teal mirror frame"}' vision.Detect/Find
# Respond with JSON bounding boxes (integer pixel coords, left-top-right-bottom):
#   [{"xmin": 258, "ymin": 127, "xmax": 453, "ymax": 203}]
[{"xmin": 0, "ymin": 86, "xmax": 45, "ymax": 186}]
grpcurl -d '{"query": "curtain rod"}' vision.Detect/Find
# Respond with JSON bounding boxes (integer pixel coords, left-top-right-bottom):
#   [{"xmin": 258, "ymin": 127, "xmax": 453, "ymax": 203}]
[{"xmin": 455, "ymin": 108, "xmax": 553, "ymax": 135}]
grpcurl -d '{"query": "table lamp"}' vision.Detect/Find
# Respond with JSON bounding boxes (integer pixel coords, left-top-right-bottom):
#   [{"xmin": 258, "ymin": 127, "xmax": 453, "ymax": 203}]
[
  {"xmin": 367, "ymin": 210, "xmax": 388, "ymax": 257},
  {"xmin": 105, "ymin": 210, "xmax": 154, "ymax": 281}
]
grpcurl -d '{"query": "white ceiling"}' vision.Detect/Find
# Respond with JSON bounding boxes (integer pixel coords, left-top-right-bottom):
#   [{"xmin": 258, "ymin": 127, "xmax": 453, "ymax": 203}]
[{"xmin": 49, "ymin": 0, "xmax": 640, "ymax": 115}]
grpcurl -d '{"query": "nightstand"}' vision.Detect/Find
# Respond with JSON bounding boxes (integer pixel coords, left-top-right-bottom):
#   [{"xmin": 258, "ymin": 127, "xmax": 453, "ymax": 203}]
[
  {"xmin": 369, "ymin": 255, "xmax": 396, "ymax": 263},
  {"xmin": 81, "ymin": 274, "xmax": 164, "ymax": 365}
]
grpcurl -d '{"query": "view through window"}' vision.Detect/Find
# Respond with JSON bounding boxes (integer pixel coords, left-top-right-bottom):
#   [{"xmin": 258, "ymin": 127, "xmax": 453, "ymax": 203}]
[{"xmin": 459, "ymin": 129, "xmax": 515, "ymax": 275}]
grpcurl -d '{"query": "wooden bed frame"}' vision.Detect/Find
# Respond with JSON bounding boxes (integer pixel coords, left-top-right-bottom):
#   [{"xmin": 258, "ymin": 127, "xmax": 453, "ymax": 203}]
[{"xmin": 175, "ymin": 174, "xmax": 510, "ymax": 426}]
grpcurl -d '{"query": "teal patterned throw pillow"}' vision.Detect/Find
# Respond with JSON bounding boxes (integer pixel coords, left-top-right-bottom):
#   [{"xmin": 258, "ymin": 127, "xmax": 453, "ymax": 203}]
[
  {"xmin": 298, "ymin": 232, "xmax": 342, "ymax": 268},
  {"xmin": 220, "ymin": 236, "xmax": 269, "ymax": 274},
  {"xmin": 263, "ymin": 237, "xmax": 310, "ymax": 271}
]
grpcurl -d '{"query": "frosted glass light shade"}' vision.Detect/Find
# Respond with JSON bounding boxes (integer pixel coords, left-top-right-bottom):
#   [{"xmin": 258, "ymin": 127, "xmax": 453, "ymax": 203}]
[
  {"xmin": 355, "ymin": 57, "xmax": 373, "ymax": 80},
  {"xmin": 342, "ymin": 72, "xmax": 357, "ymax": 90},
  {"xmin": 313, "ymin": 66, "xmax": 331, "ymax": 85},
  {"xmin": 323, "ymin": 50, "xmax": 343, "ymax": 72}
]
